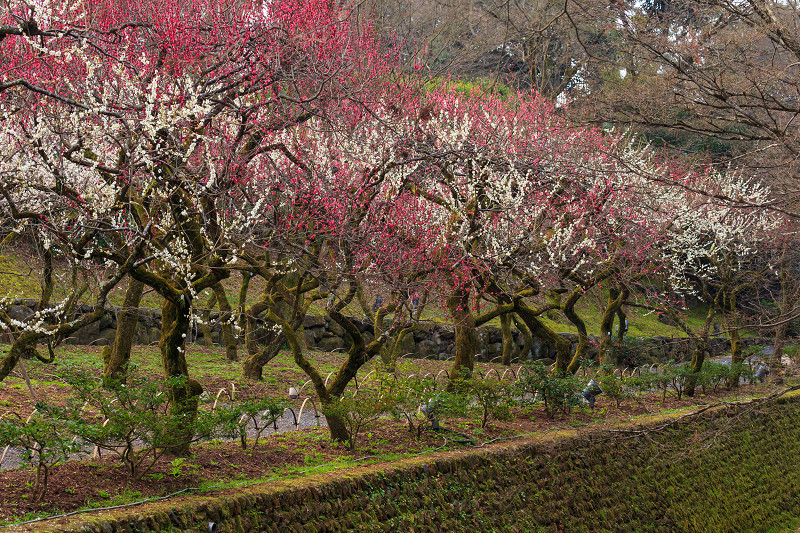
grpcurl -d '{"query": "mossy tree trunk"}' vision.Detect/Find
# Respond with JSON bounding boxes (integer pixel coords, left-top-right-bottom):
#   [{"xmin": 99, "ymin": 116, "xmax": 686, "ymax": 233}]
[
  {"xmin": 614, "ymin": 303, "xmax": 628, "ymax": 362},
  {"xmin": 199, "ymin": 290, "xmax": 217, "ymax": 348},
  {"xmin": 211, "ymin": 282, "xmax": 237, "ymax": 361},
  {"xmin": 562, "ymin": 287, "xmax": 589, "ymax": 372},
  {"xmin": 240, "ymin": 267, "xmax": 320, "ymax": 380},
  {"xmin": 103, "ymin": 277, "xmax": 144, "ymax": 386},
  {"xmin": 124, "ymin": 190, "xmax": 229, "ymax": 455},
  {"xmin": 237, "ymin": 272, "xmax": 252, "ymax": 337},
  {"xmin": 278, "ymin": 277, "xmax": 415, "ymax": 443},
  {"xmin": 246, "ymin": 335, "xmax": 286, "ymax": 380},
  {"xmin": 724, "ymin": 288, "xmax": 745, "ymax": 388},
  {"xmin": 685, "ymin": 288, "xmax": 721, "ymax": 397},
  {"xmin": 244, "ymin": 299, "xmax": 269, "ymax": 361},
  {"xmin": 159, "ymin": 296, "xmax": 203, "ymax": 456},
  {"xmin": 500, "ymin": 312, "xmax": 514, "ymax": 366},
  {"xmin": 770, "ymin": 260, "xmax": 793, "ymax": 385},
  {"xmin": 444, "ymin": 288, "xmax": 519, "ymax": 381},
  {"xmin": 559, "ymin": 269, "xmax": 617, "ymax": 372},
  {"xmin": 515, "ymin": 301, "xmax": 571, "ymax": 374},
  {"xmin": 513, "ymin": 315, "xmax": 533, "ymax": 362},
  {"xmin": 375, "ymin": 294, "xmax": 417, "ymax": 372},
  {"xmin": 772, "ymin": 321, "xmax": 788, "ymax": 386},
  {"xmin": 770, "ymin": 249, "xmax": 798, "ymax": 385},
  {"xmin": 599, "ymin": 287, "xmax": 626, "ymax": 366},
  {"xmin": 447, "ymin": 287, "xmax": 477, "ymax": 379},
  {"xmin": 283, "ymin": 282, "xmax": 386, "ymax": 442},
  {"xmin": 0, "ymin": 264, "xmax": 130, "ymax": 382},
  {"xmin": 242, "ymin": 294, "xmax": 287, "ymax": 380},
  {"xmin": 0, "ymin": 331, "xmax": 43, "ymax": 382},
  {"xmin": 379, "ymin": 327, "xmax": 416, "ymax": 372}
]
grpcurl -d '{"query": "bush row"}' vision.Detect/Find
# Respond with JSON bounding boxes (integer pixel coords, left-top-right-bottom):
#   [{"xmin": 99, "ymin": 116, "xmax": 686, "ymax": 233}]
[
  {"xmin": 0, "ymin": 359, "xmax": 762, "ymax": 501},
  {"xmin": 326, "ymin": 359, "xmax": 762, "ymax": 450}
]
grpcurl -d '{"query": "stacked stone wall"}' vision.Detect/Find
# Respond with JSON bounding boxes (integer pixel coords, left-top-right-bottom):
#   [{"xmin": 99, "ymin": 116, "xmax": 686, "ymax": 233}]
[{"xmin": 1, "ymin": 298, "xmax": 776, "ymax": 363}]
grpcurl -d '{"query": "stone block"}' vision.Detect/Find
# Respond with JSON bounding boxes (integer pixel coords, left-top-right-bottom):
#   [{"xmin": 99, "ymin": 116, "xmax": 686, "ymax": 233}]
[
  {"xmin": 327, "ymin": 319, "xmax": 346, "ymax": 337},
  {"xmin": 316, "ymin": 336, "xmax": 345, "ymax": 352},
  {"xmin": 395, "ymin": 333, "xmax": 416, "ymax": 358},
  {"xmin": 303, "ymin": 329, "xmax": 317, "ymax": 348},
  {"xmin": 96, "ymin": 328, "xmax": 117, "ymax": 346},
  {"xmin": 415, "ymin": 339, "xmax": 439, "ymax": 359},
  {"xmin": 98, "ymin": 313, "xmax": 113, "ymax": 331},
  {"xmin": 7, "ymin": 305, "xmax": 33, "ymax": 322},
  {"xmin": 303, "ymin": 314, "xmax": 326, "ymax": 328}
]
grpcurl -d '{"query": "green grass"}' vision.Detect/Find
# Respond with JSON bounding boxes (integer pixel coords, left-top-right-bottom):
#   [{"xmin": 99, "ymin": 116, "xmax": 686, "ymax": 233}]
[
  {"xmin": 534, "ymin": 300, "xmax": 712, "ymax": 338},
  {"xmin": 0, "ymin": 510, "xmax": 65, "ymax": 527},
  {"xmin": 0, "ymin": 253, "xmax": 50, "ymax": 300}
]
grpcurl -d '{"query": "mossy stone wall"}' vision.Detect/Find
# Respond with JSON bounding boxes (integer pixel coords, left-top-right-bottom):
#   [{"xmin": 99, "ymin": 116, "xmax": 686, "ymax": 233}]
[
  {"xmin": 5, "ymin": 298, "xmax": 773, "ymax": 364},
  {"xmin": 33, "ymin": 394, "xmax": 800, "ymax": 533}
]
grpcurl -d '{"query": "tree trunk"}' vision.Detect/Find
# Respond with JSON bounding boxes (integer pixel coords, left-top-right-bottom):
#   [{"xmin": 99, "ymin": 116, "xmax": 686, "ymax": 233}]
[
  {"xmin": 684, "ymin": 291, "xmax": 718, "ymax": 398},
  {"xmin": 237, "ymin": 272, "xmax": 252, "ymax": 337},
  {"xmin": 244, "ymin": 300, "xmax": 268, "ymax": 356},
  {"xmin": 212, "ymin": 282, "xmax": 237, "ymax": 361},
  {"xmin": 447, "ymin": 288, "xmax": 477, "ymax": 380},
  {"xmin": 614, "ymin": 305, "xmax": 627, "ymax": 363},
  {"xmin": 562, "ymin": 288, "xmax": 588, "ymax": 374},
  {"xmin": 725, "ymin": 290, "xmax": 743, "ymax": 388},
  {"xmin": 159, "ymin": 297, "xmax": 201, "ymax": 456},
  {"xmin": 771, "ymin": 321, "xmax": 788, "ymax": 386},
  {"xmin": 242, "ymin": 333, "xmax": 284, "ymax": 380},
  {"xmin": 770, "ymin": 262, "xmax": 793, "ymax": 385},
  {"xmin": 500, "ymin": 312, "xmax": 514, "ymax": 366},
  {"xmin": 512, "ymin": 316, "xmax": 533, "ymax": 362},
  {"xmin": 727, "ymin": 324, "xmax": 743, "ymax": 388},
  {"xmin": 516, "ymin": 304, "xmax": 571, "ymax": 373},
  {"xmin": 599, "ymin": 288, "xmax": 624, "ymax": 365},
  {"xmin": 323, "ymin": 404, "xmax": 350, "ymax": 442},
  {"xmin": 103, "ymin": 277, "xmax": 144, "ymax": 386},
  {"xmin": 199, "ymin": 291, "xmax": 217, "ymax": 348},
  {"xmin": 685, "ymin": 337, "xmax": 708, "ymax": 397},
  {"xmin": 0, "ymin": 331, "xmax": 39, "ymax": 382}
]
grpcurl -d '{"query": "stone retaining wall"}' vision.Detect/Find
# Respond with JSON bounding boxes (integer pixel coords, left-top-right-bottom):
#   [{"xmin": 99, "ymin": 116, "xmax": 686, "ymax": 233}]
[
  {"xmin": 2, "ymin": 299, "xmax": 774, "ymax": 364},
  {"xmin": 24, "ymin": 392, "xmax": 800, "ymax": 532}
]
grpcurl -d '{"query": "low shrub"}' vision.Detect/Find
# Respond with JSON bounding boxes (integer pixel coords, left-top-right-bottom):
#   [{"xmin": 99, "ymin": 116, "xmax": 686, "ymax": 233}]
[
  {"xmin": 451, "ymin": 374, "xmax": 515, "ymax": 428},
  {"xmin": 63, "ymin": 369, "xmax": 217, "ymax": 479},
  {"xmin": 0, "ymin": 402, "xmax": 83, "ymax": 501},
  {"xmin": 515, "ymin": 362, "xmax": 582, "ymax": 418},
  {"xmin": 595, "ymin": 367, "xmax": 632, "ymax": 408},
  {"xmin": 214, "ymin": 396, "xmax": 287, "ymax": 449},
  {"xmin": 323, "ymin": 386, "xmax": 401, "ymax": 450}
]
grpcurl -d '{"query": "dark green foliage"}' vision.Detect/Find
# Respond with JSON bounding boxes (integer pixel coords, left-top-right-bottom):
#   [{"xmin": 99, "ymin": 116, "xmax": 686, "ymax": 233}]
[
  {"xmin": 626, "ymin": 362, "xmax": 695, "ymax": 400},
  {"xmin": 214, "ymin": 396, "xmax": 287, "ymax": 449},
  {"xmin": 595, "ymin": 367, "xmax": 632, "ymax": 408},
  {"xmin": 515, "ymin": 362, "xmax": 582, "ymax": 418},
  {"xmin": 63, "ymin": 368, "xmax": 217, "ymax": 479},
  {"xmin": 626, "ymin": 362, "xmax": 757, "ymax": 402},
  {"xmin": 616, "ymin": 337, "xmax": 650, "ymax": 368},
  {"xmin": 698, "ymin": 361, "xmax": 730, "ymax": 393},
  {"xmin": 390, "ymin": 375, "xmax": 449, "ymax": 438},
  {"xmin": 0, "ymin": 402, "xmax": 83, "ymax": 501},
  {"xmin": 451, "ymin": 374, "xmax": 515, "ymax": 428},
  {"xmin": 323, "ymin": 384, "xmax": 402, "ymax": 450}
]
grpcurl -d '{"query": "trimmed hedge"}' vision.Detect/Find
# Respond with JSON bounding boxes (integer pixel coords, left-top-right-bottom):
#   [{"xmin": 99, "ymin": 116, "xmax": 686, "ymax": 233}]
[{"xmin": 28, "ymin": 393, "xmax": 800, "ymax": 532}]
